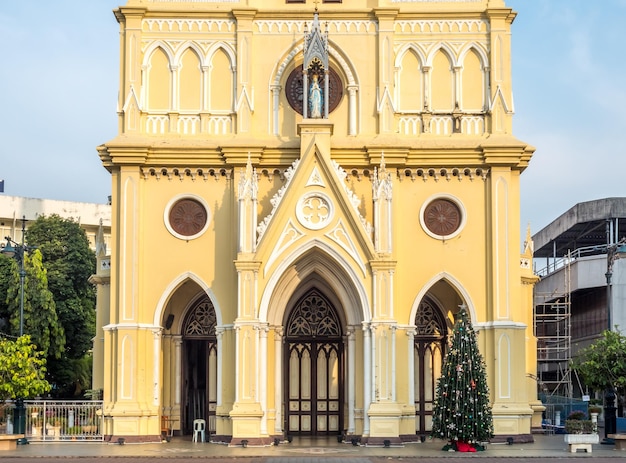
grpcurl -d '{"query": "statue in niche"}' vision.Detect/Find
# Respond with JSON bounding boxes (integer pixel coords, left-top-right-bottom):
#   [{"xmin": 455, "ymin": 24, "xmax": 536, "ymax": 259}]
[{"xmin": 309, "ymin": 73, "xmax": 323, "ymax": 118}]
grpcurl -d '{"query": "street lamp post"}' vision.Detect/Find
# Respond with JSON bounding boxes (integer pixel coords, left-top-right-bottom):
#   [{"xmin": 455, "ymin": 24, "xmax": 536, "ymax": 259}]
[
  {"xmin": 1, "ymin": 216, "xmax": 31, "ymax": 336},
  {"xmin": 602, "ymin": 234, "xmax": 626, "ymax": 443},
  {"xmin": 1, "ymin": 215, "xmax": 33, "ymax": 445}
]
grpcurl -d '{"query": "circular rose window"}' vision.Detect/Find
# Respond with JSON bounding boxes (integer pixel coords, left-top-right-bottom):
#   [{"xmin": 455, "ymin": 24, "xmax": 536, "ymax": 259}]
[
  {"xmin": 296, "ymin": 192, "xmax": 334, "ymax": 230},
  {"xmin": 285, "ymin": 65, "xmax": 343, "ymax": 115},
  {"xmin": 420, "ymin": 197, "xmax": 465, "ymax": 240},
  {"xmin": 166, "ymin": 197, "xmax": 209, "ymax": 239}
]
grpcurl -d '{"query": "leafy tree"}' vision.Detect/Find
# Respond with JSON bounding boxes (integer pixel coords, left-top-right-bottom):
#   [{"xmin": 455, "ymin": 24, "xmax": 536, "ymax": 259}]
[
  {"xmin": 431, "ymin": 307, "xmax": 493, "ymax": 451},
  {"xmin": 25, "ymin": 215, "xmax": 96, "ymax": 396},
  {"xmin": 0, "ymin": 335, "xmax": 51, "ymax": 400},
  {"xmin": 26, "ymin": 215, "xmax": 96, "ymax": 360},
  {"xmin": 572, "ymin": 329, "xmax": 626, "ymax": 399},
  {"xmin": 2, "ymin": 250, "xmax": 63, "ymax": 359},
  {"xmin": 0, "ymin": 256, "xmax": 13, "ymax": 335},
  {"xmin": 48, "ymin": 355, "xmax": 93, "ymax": 397}
]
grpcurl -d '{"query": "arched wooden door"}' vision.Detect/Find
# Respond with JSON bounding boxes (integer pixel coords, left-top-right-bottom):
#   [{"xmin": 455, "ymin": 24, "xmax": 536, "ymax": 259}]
[
  {"xmin": 284, "ymin": 289, "xmax": 344, "ymax": 436},
  {"xmin": 414, "ymin": 297, "xmax": 447, "ymax": 440},
  {"xmin": 182, "ymin": 295, "xmax": 217, "ymax": 436}
]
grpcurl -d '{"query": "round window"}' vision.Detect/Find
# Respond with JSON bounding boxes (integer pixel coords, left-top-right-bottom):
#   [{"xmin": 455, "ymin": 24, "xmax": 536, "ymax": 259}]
[
  {"xmin": 167, "ymin": 197, "xmax": 209, "ymax": 239},
  {"xmin": 421, "ymin": 197, "xmax": 465, "ymax": 239},
  {"xmin": 285, "ymin": 65, "xmax": 343, "ymax": 115}
]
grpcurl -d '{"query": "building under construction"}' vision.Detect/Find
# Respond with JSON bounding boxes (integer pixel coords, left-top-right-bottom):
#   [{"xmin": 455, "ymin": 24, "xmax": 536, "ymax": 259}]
[{"xmin": 532, "ymin": 198, "xmax": 626, "ymax": 400}]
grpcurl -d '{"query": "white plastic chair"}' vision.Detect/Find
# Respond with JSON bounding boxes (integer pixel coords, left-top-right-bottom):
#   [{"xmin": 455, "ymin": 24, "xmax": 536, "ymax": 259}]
[{"xmin": 192, "ymin": 419, "xmax": 206, "ymax": 443}]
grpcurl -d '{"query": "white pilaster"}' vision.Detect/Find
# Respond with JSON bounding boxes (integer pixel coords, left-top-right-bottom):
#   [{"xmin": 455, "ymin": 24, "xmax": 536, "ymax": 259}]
[
  {"xmin": 152, "ymin": 328, "xmax": 162, "ymax": 406},
  {"xmin": 274, "ymin": 327, "xmax": 283, "ymax": 435},
  {"xmin": 363, "ymin": 322, "xmax": 372, "ymax": 435},
  {"xmin": 348, "ymin": 328, "xmax": 356, "ymax": 434}
]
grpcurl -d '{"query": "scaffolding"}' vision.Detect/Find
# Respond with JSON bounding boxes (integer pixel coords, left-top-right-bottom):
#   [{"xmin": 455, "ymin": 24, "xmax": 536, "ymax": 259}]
[{"xmin": 534, "ymin": 251, "xmax": 572, "ymax": 398}]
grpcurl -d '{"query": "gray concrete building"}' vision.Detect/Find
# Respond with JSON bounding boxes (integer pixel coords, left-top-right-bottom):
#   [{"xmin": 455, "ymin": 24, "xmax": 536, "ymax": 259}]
[{"xmin": 532, "ymin": 198, "xmax": 626, "ymax": 396}]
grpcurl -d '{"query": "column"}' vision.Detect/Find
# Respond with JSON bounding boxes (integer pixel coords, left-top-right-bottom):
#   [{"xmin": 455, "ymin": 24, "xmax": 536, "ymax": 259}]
[
  {"xmin": 348, "ymin": 85, "xmax": 358, "ymax": 135},
  {"xmin": 274, "ymin": 328, "xmax": 283, "ymax": 435},
  {"xmin": 363, "ymin": 322, "xmax": 371, "ymax": 436},
  {"xmin": 348, "ymin": 328, "xmax": 356, "ymax": 434}
]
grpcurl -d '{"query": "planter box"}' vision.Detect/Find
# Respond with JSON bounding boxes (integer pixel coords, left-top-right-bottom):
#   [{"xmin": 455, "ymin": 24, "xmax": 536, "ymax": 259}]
[
  {"xmin": 564, "ymin": 433, "xmax": 599, "ymax": 453},
  {"xmin": 0, "ymin": 434, "xmax": 24, "ymax": 450}
]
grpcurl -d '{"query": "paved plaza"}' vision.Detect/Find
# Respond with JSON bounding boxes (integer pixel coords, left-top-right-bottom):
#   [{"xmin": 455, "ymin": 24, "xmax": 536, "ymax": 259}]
[{"xmin": 1, "ymin": 434, "xmax": 625, "ymax": 460}]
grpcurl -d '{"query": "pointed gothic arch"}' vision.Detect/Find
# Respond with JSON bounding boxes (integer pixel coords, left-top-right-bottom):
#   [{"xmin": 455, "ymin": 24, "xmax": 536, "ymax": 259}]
[
  {"xmin": 261, "ymin": 240, "xmax": 370, "ymax": 326},
  {"xmin": 181, "ymin": 294, "xmax": 218, "ymax": 436},
  {"xmin": 413, "ymin": 295, "xmax": 448, "ymax": 440}
]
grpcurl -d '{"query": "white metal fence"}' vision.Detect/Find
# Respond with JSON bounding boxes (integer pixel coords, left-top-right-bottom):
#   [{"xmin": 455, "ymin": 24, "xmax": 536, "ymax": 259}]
[{"xmin": 1, "ymin": 400, "xmax": 104, "ymax": 442}]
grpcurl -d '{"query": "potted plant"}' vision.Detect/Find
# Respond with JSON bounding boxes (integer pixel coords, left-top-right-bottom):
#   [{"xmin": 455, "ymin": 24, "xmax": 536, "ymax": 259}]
[
  {"xmin": 46, "ymin": 415, "xmax": 63, "ymax": 440},
  {"xmin": 564, "ymin": 410, "xmax": 598, "ymax": 453},
  {"xmin": 588, "ymin": 405, "xmax": 602, "ymax": 415}
]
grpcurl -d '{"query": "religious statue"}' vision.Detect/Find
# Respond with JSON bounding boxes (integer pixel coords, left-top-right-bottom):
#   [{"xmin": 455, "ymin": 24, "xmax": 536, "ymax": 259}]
[{"xmin": 309, "ymin": 73, "xmax": 323, "ymax": 118}]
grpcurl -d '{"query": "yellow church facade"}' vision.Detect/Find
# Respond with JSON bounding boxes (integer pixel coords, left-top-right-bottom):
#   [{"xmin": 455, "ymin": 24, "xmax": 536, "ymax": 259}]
[{"xmin": 94, "ymin": 0, "xmax": 540, "ymax": 445}]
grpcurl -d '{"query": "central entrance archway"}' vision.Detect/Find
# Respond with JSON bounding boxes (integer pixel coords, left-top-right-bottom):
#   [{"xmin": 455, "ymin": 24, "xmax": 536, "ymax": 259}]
[{"xmin": 284, "ymin": 288, "xmax": 344, "ymax": 436}]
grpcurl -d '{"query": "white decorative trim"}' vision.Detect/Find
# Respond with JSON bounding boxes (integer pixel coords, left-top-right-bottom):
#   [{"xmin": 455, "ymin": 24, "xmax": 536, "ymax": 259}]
[
  {"xmin": 325, "ymin": 219, "xmax": 366, "ymax": 276},
  {"xmin": 265, "ymin": 220, "xmax": 305, "ymax": 272},
  {"xmin": 257, "ymin": 159, "xmax": 300, "ymax": 242},
  {"xmin": 331, "ymin": 160, "xmax": 372, "ymax": 235},
  {"xmin": 255, "ymin": 20, "xmax": 376, "ymax": 35},
  {"xmin": 419, "ymin": 193, "xmax": 467, "ymax": 241},
  {"xmin": 164, "ymin": 194, "xmax": 212, "ymax": 241},
  {"xmin": 306, "ymin": 166, "xmax": 325, "ymax": 188},
  {"xmin": 296, "ymin": 192, "xmax": 334, "ymax": 230},
  {"xmin": 395, "ymin": 19, "xmax": 487, "ymax": 34},
  {"xmin": 143, "ymin": 19, "xmax": 236, "ymax": 33}
]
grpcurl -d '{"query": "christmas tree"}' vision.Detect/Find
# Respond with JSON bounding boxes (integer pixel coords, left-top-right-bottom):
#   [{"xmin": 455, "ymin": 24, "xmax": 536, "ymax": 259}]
[{"xmin": 430, "ymin": 305, "xmax": 493, "ymax": 451}]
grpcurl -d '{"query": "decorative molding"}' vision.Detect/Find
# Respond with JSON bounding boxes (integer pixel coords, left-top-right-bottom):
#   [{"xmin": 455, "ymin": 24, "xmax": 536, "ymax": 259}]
[
  {"xmin": 264, "ymin": 219, "xmax": 305, "ymax": 277},
  {"xmin": 296, "ymin": 192, "xmax": 334, "ymax": 230},
  {"xmin": 395, "ymin": 19, "xmax": 488, "ymax": 34},
  {"xmin": 306, "ymin": 166, "xmax": 325, "ymax": 188},
  {"xmin": 257, "ymin": 159, "xmax": 300, "ymax": 241},
  {"xmin": 398, "ymin": 167, "xmax": 488, "ymax": 182},
  {"xmin": 238, "ymin": 157, "xmax": 258, "ymax": 200},
  {"xmin": 143, "ymin": 19, "xmax": 236, "ymax": 33},
  {"xmin": 141, "ymin": 167, "xmax": 232, "ymax": 181},
  {"xmin": 325, "ymin": 219, "xmax": 366, "ymax": 276},
  {"xmin": 255, "ymin": 20, "xmax": 376, "ymax": 35},
  {"xmin": 331, "ymin": 160, "xmax": 372, "ymax": 235}
]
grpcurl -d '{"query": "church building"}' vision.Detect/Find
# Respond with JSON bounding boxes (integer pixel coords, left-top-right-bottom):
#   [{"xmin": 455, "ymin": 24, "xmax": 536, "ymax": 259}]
[{"xmin": 93, "ymin": 0, "xmax": 541, "ymax": 445}]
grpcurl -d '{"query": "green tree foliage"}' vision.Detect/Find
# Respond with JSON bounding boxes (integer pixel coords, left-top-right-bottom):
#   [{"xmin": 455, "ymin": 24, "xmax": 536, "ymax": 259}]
[
  {"xmin": 26, "ymin": 215, "xmax": 96, "ymax": 360},
  {"xmin": 2, "ymin": 250, "xmax": 63, "ymax": 359},
  {"xmin": 0, "ymin": 335, "xmax": 51, "ymax": 400},
  {"xmin": 0, "ymin": 257, "xmax": 13, "ymax": 334},
  {"xmin": 48, "ymin": 355, "xmax": 93, "ymax": 397},
  {"xmin": 572, "ymin": 329, "xmax": 626, "ymax": 396},
  {"xmin": 431, "ymin": 307, "xmax": 493, "ymax": 448},
  {"xmin": 0, "ymin": 215, "xmax": 97, "ymax": 397}
]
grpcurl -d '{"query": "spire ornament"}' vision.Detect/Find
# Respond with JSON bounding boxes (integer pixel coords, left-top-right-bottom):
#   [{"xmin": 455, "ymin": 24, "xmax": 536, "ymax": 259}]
[{"xmin": 303, "ymin": 5, "xmax": 329, "ymax": 119}]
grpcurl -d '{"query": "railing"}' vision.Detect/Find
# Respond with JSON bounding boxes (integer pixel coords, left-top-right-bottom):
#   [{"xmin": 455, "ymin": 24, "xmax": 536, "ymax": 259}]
[
  {"xmin": 397, "ymin": 113, "xmax": 485, "ymax": 136},
  {"xmin": 534, "ymin": 245, "xmax": 607, "ymax": 277},
  {"xmin": 145, "ymin": 113, "xmax": 234, "ymax": 135},
  {"xmin": 2, "ymin": 400, "xmax": 104, "ymax": 442}
]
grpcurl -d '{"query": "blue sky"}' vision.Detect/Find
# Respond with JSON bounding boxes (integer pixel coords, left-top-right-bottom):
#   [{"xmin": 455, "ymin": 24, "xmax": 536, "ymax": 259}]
[{"xmin": 1, "ymin": 1, "xmax": 625, "ymax": 239}]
